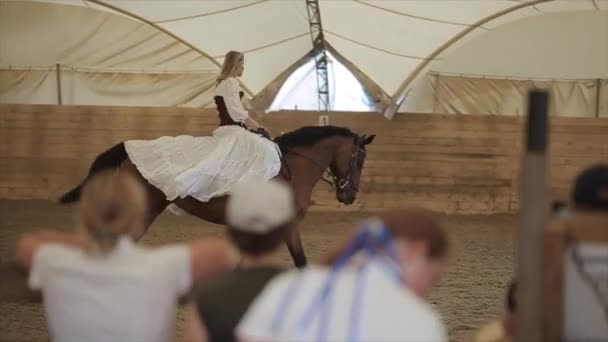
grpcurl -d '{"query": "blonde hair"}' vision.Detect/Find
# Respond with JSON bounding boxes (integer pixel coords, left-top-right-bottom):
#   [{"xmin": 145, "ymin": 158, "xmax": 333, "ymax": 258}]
[
  {"xmin": 78, "ymin": 171, "xmax": 147, "ymax": 254},
  {"xmin": 216, "ymin": 51, "xmax": 244, "ymax": 86}
]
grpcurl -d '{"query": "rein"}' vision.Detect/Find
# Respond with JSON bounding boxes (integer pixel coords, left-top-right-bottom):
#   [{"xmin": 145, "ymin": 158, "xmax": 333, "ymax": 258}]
[
  {"xmin": 277, "ymin": 144, "xmax": 363, "ymax": 192},
  {"xmin": 279, "ymin": 148, "xmax": 333, "ymax": 186}
]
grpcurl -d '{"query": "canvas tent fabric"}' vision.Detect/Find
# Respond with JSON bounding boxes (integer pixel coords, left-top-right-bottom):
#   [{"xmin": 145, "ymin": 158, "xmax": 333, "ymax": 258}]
[
  {"xmin": 0, "ymin": 1, "xmax": 221, "ymax": 106},
  {"xmin": 403, "ymin": 74, "xmax": 607, "ymax": 117},
  {"xmin": 401, "ymin": 10, "xmax": 608, "ymax": 117},
  {"xmin": 1, "ymin": 0, "xmax": 606, "ymax": 116}
]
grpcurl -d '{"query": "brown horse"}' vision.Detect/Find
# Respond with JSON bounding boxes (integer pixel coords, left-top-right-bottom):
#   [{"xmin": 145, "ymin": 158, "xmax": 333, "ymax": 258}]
[{"xmin": 59, "ymin": 125, "xmax": 375, "ymax": 267}]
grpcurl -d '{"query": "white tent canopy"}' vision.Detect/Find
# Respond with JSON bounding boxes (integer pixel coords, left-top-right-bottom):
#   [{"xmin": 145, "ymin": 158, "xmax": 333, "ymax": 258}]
[
  {"xmin": 0, "ymin": 0, "xmax": 221, "ymax": 106},
  {"xmin": 1, "ymin": 0, "xmax": 606, "ymax": 115},
  {"xmin": 402, "ymin": 10, "xmax": 608, "ymax": 117}
]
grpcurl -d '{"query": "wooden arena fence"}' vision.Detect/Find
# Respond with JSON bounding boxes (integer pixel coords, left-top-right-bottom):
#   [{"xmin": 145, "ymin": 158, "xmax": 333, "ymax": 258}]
[{"xmin": 1, "ymin": 104, "xmax": 607, "ymax": 214}]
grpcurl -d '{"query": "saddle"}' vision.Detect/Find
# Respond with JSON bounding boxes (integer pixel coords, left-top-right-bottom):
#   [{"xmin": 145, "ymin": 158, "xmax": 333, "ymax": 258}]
[{"xmin": 250, "ymin": 127, "xmax": 272, "ymax": 139}]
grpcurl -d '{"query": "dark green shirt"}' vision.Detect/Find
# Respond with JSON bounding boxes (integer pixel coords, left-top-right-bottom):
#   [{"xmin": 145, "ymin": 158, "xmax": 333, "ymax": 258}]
[{"xmin": 193, "ymin": 266, "xmax": 284, "ymax": 342}]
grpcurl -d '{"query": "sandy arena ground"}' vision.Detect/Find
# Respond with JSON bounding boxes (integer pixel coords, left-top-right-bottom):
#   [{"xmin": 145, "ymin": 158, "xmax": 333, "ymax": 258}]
[{"xmin": 0, "ymin": 200, "xmax": 516, "ymax": 342}]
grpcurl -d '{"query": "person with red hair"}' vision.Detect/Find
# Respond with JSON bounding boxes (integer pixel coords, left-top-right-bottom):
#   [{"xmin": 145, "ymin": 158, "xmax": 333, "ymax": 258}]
[{"xmin": 237, "ymin": 209, "xmax": 450, "ymax": 342}]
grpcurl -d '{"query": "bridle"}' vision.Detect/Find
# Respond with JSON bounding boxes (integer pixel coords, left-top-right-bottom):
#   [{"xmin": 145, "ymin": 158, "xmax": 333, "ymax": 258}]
[
  {"xmin": 279, "ymin": 142, "xmax": 366, "ymax": 193},
  {"xmin": 330, "ymin": 146, "xmax": 366, "ymax": 192}
]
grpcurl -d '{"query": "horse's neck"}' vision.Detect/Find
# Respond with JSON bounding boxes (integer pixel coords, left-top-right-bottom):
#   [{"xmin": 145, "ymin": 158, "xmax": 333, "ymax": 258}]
[
  {"xmin": 281, "ymin": 139, "xmax": 337, "ymax": 208},
  {"xmin": 283, "ymin": 143, "xmax": 333, "ymax": 180}
]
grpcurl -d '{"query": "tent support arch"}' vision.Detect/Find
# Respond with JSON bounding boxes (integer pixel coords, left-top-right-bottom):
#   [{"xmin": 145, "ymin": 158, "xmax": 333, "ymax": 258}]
[
  {"xmin": 86, "ymin": 0, "xmax": 255, "ymax": 97},
  {"xmin": 249, "ymin": 43, "xmax": 389, "ymax": 112},
  {"xmin": 383, "ymin": 0, "xmax": 555, "ymax": 119}
]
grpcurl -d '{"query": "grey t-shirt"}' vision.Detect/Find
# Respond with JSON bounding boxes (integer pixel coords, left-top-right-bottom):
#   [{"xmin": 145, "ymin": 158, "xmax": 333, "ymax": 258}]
[{"xmin": 193, "ymin": 266, "xmax": 284, "ymax": 342}]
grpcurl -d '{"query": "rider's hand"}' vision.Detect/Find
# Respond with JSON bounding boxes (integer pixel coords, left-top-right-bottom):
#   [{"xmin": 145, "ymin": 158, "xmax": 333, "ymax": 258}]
[
  {"xmin": 244, "ymin": 116, "xmax": 260, "ymax": 130},
  {"xmin": 256, "ymin": 127, "xmax": 271, "ymax": 139}
]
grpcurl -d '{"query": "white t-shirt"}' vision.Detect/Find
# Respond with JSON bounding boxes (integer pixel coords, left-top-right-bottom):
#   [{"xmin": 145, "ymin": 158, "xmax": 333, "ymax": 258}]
[
  {"xmin": 237, "ymin": 260, "xmax": 448, "ymax": 342},
  {"xmin": 563, "ymin": 243, "xmax": 608, "ymax": 341},
  {"xmin": 28, "ymin": 236, "xmax": 191, "ymax": 342},
  {"xmin": 215, "ymin": 77, "xmax": 248, "ymax": 123}
]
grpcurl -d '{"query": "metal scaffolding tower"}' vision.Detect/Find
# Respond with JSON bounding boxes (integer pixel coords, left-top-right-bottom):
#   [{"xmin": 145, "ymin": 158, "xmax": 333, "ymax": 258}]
[{"xmin": 305, "ymin": 0, "xmax": 329, "ymax": 111}]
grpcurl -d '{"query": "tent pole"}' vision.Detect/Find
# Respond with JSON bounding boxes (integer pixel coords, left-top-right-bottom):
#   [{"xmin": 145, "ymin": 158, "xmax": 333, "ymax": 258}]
[
  {"xmin": 305, "ymin": 0, "xmax": 330, "ymax": 112},
  {"xmin": 595, "ymin": 78, "xmax": 601, "ymax": 118},
  {"xmin": 56, "ymin": 64, "xmax": 62, "ymax": 105}
]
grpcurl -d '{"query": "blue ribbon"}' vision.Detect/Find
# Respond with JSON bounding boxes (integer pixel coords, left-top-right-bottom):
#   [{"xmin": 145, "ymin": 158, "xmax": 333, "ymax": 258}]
[{"xmin": 271, "ymin": 219, "xmax": 403, "ymax": 341}]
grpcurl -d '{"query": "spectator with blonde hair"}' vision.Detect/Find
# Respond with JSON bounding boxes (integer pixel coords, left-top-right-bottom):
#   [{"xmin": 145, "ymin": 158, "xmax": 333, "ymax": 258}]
[
  {"xmin": 237, "ymin": 209, "xmax": 449, "ymax": 342},
  {"xmin": 15, "ymin": 171, "xmax": 238, "ymax": 342}
]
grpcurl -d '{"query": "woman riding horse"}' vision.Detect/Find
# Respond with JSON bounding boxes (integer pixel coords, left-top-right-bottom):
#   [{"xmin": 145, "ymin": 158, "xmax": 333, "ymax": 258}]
[
  {"xmin": 59, "ymin": 51, "xmax": 376, "ymax": 268},
  {"xmin": 124, "ymin": 51, "xmax": 281, "ymax": 205}
]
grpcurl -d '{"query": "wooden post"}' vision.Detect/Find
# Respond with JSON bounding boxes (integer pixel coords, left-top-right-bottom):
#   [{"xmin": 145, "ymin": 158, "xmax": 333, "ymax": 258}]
[
  {"xmin": 516, "ymin": 90, "xmax": 549, "ymax": 342},
  {"xmin": 543, "ymin": 219, "xmax": 566, "ymax": 341},
  {"xmin": 56, "ymin": 63, "xmax": 63, "ymax": 105}
]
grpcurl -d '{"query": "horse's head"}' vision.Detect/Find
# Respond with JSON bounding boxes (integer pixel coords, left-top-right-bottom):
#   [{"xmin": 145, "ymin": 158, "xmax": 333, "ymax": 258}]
[
  {"xmin": 274, "ymin": 126, "xmax": 376, "ymax": 206},
  {"xmin": 329, "ymin": 133, "xmax": 375, "ymax": 204}
]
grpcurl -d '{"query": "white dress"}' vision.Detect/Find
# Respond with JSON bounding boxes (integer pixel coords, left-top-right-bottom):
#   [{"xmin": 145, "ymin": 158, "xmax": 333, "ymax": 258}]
[{"xmin": 124, "ymin": 77, "xmax": 281, "ymax": 204}]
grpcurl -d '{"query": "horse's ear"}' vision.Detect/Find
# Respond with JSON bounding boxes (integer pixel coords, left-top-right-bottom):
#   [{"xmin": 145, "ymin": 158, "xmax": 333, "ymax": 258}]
[{"xmin": 362, "ymin": 134, "xmax": 376, "ymax": 145}]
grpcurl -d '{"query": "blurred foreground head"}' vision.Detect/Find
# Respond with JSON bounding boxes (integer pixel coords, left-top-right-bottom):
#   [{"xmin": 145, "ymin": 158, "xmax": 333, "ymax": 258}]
[
  {"xmin": 572, "ymin": 163, "xmax": 608, "ymax": 211},
  {"xmin": 79, "ymin": 171, "xmax": 147, "ymax": 253},
  {"xmin": 226, "ymin": 177, "xmax": 296, "ymax": 256},
  {"xmin": 324, "ymin": 208, "xmax": 449, "ymax": 297}
]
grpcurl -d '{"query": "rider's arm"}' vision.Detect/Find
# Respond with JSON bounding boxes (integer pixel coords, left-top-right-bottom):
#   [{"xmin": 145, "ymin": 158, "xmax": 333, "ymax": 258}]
[
  {"xmin": 223, "ymin": 79, "xmax": 250, "ymax": 124},
  {"xmin": 224, "ymin": 79, "xmax": 265, "ymax": 130}
]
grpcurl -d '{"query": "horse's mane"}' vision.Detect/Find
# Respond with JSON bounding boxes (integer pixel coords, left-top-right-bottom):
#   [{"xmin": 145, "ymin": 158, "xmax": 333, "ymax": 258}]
[{"xmin": 274, "ymin": 125, "xmax": 357, "ymax": 151}]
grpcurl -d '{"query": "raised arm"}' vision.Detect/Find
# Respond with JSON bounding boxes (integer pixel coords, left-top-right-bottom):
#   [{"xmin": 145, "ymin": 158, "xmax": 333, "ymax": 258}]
[
  {"xmin": 184, "ymin": 301, "xmax": 209, "ymax": 342},
  {"xmin": 15, "ymin": 230, "xmax": 85, "ymax": 271},
  {"xmin": 187, "ymin": 237, "xmax": 239, "ymax": 284}
]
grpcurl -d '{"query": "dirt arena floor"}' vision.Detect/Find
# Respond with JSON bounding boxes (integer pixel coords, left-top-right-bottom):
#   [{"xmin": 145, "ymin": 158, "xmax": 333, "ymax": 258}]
[{"xmin": 0, "ymin": 200, "xmax": 516, "ymax": 342}]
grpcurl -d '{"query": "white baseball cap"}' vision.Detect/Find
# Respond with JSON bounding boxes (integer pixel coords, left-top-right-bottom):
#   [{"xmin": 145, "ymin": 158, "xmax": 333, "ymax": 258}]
[{"xmin": 226, "ymin": 177, "xmax": 296, "ymax": 234}]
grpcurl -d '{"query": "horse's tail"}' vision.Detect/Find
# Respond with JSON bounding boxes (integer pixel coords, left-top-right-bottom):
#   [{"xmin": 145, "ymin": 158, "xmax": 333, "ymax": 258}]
[{"xmin": 59, "ymin": 142, "xmax": 128, "ymax": 204}]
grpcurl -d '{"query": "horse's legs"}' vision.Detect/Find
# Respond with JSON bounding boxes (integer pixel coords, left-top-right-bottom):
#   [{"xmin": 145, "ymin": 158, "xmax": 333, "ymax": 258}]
[
  {"xmin": 120, "ymin": 159, "xmax": 169, "ymax": 239},
  {"xmin": 139, "ymin": 190, "xmax": 168, "ymax": 238},
  {"xmin": 279, "ymin": 179, "xmax": 312, "ymax": 268},
  {"xmin": 175, "ymin": 192, "xmax": 309, "ymax": 267},
  {"xmin": 283, "ymin": 207, "xmax": 308, "ymax": 268},
  {"xmin": 284, "ymin": 227, "xmax": 307, "ymax": 268},
  {"xmin": 173, "ymin": 196, "xmax": 228, "ymax": 225}
]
